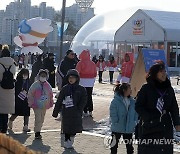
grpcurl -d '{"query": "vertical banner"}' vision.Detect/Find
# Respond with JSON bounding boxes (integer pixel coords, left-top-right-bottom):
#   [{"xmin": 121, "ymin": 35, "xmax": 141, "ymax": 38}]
[{"xmin": 56, "ymin": 22, "xmax": 69, "ymax": 37}]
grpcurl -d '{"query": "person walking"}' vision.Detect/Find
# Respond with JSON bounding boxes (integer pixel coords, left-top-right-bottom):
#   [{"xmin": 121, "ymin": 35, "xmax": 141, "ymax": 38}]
[
  {"xmin": 135, "ymin": 61, "xmax": 180, "ymax": 154},
  {"xmin": 117, "ymin": 53, "xmax": 134, "ymax": 84},
  {"xmin": 28, "ymin": 69, "xmax": 54, "ymax": 139},
  {"xmin": 76, "ymin": 50, "xmax": 97, "ymax": 117},
  {"xmin": 0, "ymin": 46, "xmax": 16, "ymax": 134},
  {"xmin": 56, "ymin": 50, "xmax": 77, "ymax": 90},
  {"xmin": 30, "ymin": 54, "xmax": 43, "ymax": 85},
  {"xmin": 107, "ymin": 56, "xmax": 117, "ymax": 84},
  {"xmin": 52, "ymin": 69, "xmax": 87, "ymax": 149},
  {"xmin": 110, "ymin": 83, "xmax": 137, "ymax": 154},
  {"xmin": 96, "ymin": 55, "xmax": 106, "ymax": 83},
  {"xmin": 43, "ymin": 53, "xmax": 56, "ymax": 88},
  {"xmin": 8, "ymin": 68, "xmax": 31, "ymax": 132}
]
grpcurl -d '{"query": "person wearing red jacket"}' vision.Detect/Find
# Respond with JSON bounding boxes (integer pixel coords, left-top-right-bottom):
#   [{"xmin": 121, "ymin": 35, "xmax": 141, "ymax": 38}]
[
  {"xmin": 76, "ymin": 50, "xmax": 97, "ymax": 117},
  {"xmin": 118, "ymin": 53, "xmax": 134, "ymax": 83},
  {"xmin": 96, "ymin": 55, "xmax": 106, "ymax": 83},
  {"xmin": 107, "ymin": 56, "xmax": 117, "ymax": 84}
]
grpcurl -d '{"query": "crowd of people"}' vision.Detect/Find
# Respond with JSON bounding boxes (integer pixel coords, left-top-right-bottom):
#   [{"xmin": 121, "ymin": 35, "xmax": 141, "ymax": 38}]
[{"xmin": 0, "ymin": 44, "xmax": 180, "ymax": 154}]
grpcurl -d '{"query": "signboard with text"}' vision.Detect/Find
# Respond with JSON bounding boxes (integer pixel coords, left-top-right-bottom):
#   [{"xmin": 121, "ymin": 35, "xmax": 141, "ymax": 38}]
[{"xmin": 130, "ymin": 49, "xmax": 168, "ymax": 97}]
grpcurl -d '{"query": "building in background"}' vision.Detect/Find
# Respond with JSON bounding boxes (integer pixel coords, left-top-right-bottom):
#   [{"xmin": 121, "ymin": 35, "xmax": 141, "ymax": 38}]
[
  {"xmin": 0, "ymin": 0, "xmax": 94, "ymax": 54},
  {"xmin": 65, "ymin": 4, "xmax": 94, "ymax": 30}
]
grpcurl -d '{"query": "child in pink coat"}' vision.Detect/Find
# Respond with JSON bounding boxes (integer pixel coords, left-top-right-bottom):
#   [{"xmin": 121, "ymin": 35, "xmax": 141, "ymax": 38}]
[{"xmin": 28, "ymin": 69, "xmax": 54, "ymax": 139}]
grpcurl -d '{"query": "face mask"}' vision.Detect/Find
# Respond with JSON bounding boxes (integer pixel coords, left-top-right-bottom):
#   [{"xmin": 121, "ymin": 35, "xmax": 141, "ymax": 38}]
[
  {"xmin": 39, "ymin": 77, "xmax": 47, "ymax": 82},
  {"xmin": 23, "ymin": 75, "xmax": 28, "ymax": 80}
]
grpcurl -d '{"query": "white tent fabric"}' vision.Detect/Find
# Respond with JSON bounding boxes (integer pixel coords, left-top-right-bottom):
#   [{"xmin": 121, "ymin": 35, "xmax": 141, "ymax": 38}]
[{"xmin": 115, "ymin": 9, "xmax": 180, "ymax": 42}]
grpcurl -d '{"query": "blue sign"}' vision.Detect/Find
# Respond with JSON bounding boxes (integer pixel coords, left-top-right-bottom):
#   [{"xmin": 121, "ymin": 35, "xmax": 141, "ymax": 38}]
[{"xmin": 142, "ymin": 48, "xmax": 168, "ymax": 73}]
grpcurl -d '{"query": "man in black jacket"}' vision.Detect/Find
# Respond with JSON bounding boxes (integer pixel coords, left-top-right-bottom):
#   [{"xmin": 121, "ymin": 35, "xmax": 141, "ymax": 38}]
[
  {"xmin": 43, "ymin": 53, "xmax": 56, "ymax": 88},
  {"xmin": 56, "ymin": 50, "xmax": 78, "ymax": 90}
]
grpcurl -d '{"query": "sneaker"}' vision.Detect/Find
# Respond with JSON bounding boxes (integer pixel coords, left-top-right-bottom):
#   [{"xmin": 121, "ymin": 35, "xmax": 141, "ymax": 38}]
[
  {"xmin": 64, "ymin": 140, "xmax": 73, "ymax": 149},
  {"xmin": 8, "ymin": 120, "xmax": 13, "ymax": 129},
  {"xmin": 83, "ymin": 112, "xmax": 89, "ymax": 117},
  {"xmin": 35, "ymin": 132, "xmax": 42, "ymax": 139},
  {"xmin": 89, "ymin": 112, "xmax": 93, "ymax": 117},
  {"xmin": 23, "ymin": 125, "xmax": 31, "ymax": 132},
  {"xmin": 70, "ymin": 136, "xmax": 75, "ymax": 144}
]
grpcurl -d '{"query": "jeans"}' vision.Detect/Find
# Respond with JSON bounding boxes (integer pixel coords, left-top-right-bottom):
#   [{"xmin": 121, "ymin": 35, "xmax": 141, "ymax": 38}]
[
  {"xmin": 0, "ymin": 114, "xmax": 8, "ymax": 133},
  {"xmin": 98, "ymin": 71, "xmax": 103, "ymax": 83},
  {"xmin": 110, "ymin": 132, "xmax": 134, "ymax": 154},
  {"xmin": 83, "ymin": 87, "xmax": 93, "ymax": 113}
]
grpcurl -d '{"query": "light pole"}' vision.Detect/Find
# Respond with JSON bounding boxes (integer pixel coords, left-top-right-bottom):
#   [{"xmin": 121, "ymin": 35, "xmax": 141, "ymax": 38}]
[{"xmin": 60, "ymin": 0, "xmax": 66, "ymax": 61}]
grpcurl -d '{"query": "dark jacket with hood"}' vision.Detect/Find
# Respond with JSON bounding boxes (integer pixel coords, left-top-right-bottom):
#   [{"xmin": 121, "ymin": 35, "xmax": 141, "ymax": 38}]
[
  {"xmin": 52, "ymin": 69, "xmax": 87, "ymax": 134},
  {"xmin": 30, "ymin": 55, "xmax": 43, "ymax": 84},
  {"xmin": 58, "ymin": 56, "xmax": 77, "ymax": 87},
  {"xmin": 135, "ymin": 77, "xmax": 179, "ymax": 154},
  {"xmin": 14, "ymin": 76, "xmax": 30, "ymax": 116},
  {"xmin": 43, "ymin": 56, "xmax": 56, "ymax": 88}
]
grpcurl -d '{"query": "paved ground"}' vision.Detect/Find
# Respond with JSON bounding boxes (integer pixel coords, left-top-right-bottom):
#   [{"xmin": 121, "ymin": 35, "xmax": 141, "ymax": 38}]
[{"xmin": 5, "ymin": 71, "xmax": 180, "ymax": 153}]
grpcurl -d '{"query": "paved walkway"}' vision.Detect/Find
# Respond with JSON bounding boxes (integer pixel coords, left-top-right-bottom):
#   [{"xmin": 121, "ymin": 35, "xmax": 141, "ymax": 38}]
[{"xmin": 9, "ymin": 130, "xmax": 137, "ymax": 154}]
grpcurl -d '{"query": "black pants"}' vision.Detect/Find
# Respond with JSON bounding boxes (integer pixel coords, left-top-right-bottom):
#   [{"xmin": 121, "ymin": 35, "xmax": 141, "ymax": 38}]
[
  {"xmin": 110, "ymin": 132, "xmax": 134, "ymax": 154},
  {"xmin": 109, "ymin": 71, "xmax": 114, "ymax": 83},
  {"xmin": 10, "ymin": 115, "xmax": 29, "ymax": 126},
  {"xmin": 98, "ymin": 71, "xmax": 103, "ymax": 83},
  {"xmin": 65, "ymin": 133, "xmax": 76, "ymax": 141},
  {"xmin": 0, "ymin": 114, "xmax": 8, "ymax": 133},
  {"xmin": 84, "ymin": 87, "xmax": 93, "ymax": 113}
]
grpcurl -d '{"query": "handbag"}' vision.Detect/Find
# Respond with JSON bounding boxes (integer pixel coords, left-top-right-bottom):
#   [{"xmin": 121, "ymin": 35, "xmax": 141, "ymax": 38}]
[{"xmin": 141, "ymin": 118, "xmax": 164, "ymax": 136}]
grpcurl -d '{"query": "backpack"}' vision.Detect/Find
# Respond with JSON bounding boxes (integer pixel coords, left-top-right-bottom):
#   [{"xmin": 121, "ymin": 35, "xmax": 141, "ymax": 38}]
[{"xmin": 0, "ymin": 63, "xmax": 14, "ymax": 89}]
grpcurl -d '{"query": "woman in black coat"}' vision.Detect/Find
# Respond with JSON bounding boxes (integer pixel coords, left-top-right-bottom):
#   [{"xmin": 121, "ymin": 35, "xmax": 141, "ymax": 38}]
[
  {"xmin": 43, "ymin": 53, "xmax": 56, "ymax": 88},
  {"xmin": 52, "ymin": 69, "xmax": 87, "ymax": 149},
  {"xmin": 8, "ymin": 68, "xmax": 31, "ymax": 132},
  {"xmin": 135, "ymin": 61, "xmax": 180, "ymax": 154},
  {"xmin": 30, "ymin": 54, "xmax": 43, "ymax": 85}
]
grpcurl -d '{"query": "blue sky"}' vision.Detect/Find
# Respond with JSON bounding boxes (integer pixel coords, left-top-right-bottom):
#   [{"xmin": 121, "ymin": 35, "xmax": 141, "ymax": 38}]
[{"xmin": 1, "ymin": 0, "xmax": 180, "ymax": 15}]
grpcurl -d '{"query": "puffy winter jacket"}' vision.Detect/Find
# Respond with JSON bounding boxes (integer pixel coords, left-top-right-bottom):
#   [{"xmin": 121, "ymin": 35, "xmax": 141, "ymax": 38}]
[{"xmin": 76, "ymin": 50, "xmax": 97, "ymax": 78}]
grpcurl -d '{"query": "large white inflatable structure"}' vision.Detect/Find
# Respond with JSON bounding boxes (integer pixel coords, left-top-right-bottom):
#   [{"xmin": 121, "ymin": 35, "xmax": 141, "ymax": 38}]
[{"xmin": 14, "ymin": 17, "xmax": 53, "ymax": 54}]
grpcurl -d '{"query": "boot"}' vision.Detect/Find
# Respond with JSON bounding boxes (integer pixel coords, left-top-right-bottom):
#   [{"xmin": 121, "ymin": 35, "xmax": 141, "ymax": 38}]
[
  {"xmin": 23, "ymin": 125, "xmax": 31, "ymax": 132},
  {"xmin": 35, "ymin": 132, "xmax": 42, "ymax": 139}
]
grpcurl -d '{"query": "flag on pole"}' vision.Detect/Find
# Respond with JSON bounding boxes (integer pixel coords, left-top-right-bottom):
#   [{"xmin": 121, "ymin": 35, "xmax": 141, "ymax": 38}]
[{"xmin": 56, "ymin": 22, "xmax": 69, "ymax": 37}]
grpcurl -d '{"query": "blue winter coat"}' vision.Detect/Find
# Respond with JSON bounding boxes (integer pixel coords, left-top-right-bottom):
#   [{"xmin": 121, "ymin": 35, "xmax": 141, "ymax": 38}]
[{"xmin": 110, "ymin": 93, "xmax": 138, "ymax": 133}]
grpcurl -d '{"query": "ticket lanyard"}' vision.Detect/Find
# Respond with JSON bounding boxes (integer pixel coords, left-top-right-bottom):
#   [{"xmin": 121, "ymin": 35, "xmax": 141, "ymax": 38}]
[
  {"xmin": 22, "ymin": 80, "xmax": 28, "ymax": 91},
  {"xmin": 157, "ymin": 89, "xmax": 167, "ymax": 99},
  {"xmin": 41, "ymin": 83, "xmax": 45, "ymax": 95}
]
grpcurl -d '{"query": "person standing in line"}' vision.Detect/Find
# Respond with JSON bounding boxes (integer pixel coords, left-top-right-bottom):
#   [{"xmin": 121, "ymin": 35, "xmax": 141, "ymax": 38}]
[
  {"xmin": 135, "ymin": 61, "xmax": 180, "ymax": 154},
  {"xmin": 28, "ymin": 69, "xmax": 54, "ymax": 139},
  {"xmin": 52, "ymin": 69, "xmax": 87, "ymax": 149},
  {"xmin": 110, "ymin": 83, "xmax": 137, "ymax": 154},
  {"xmin": 0, "ymin": 46, "xmax": 16, "ymax": 134},
  {"xmin": 56, "ymin": 50, "xmax": 77, "ymax": 90},
  {"xmin": 76, "ymin": 50, "xmax": 97, "ymax": 117},
  {"xmin": 117, "ymin": 53, "xmax": 134, "ymax": 84},
  {"xmin": 30, "ymin": 54, "xmax": 43, "ymax": 85},
  {"xmin": 96, "ymin": 55, "xmax": 106, "ymax": 83},
  {"xmin": 43, "ymin": 53, "xmax": 56, "ymax": 88},
  {"xmin": 8, "ymin": 68, "xmax": 31, "ymax": 132},
  {"xmin": 107, "ymin": 55, "xmax": 117, "ymax": 84}
]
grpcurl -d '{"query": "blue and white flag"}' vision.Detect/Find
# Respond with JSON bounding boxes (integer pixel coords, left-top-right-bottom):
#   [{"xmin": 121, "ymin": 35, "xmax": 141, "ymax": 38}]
[
  {"xmin": 56, "ymin": 22, "xmax": 69, "ymax": 37},
  {"xmin": 156, "ymin": 97, "xmax": 164, "ymax": 114}
]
